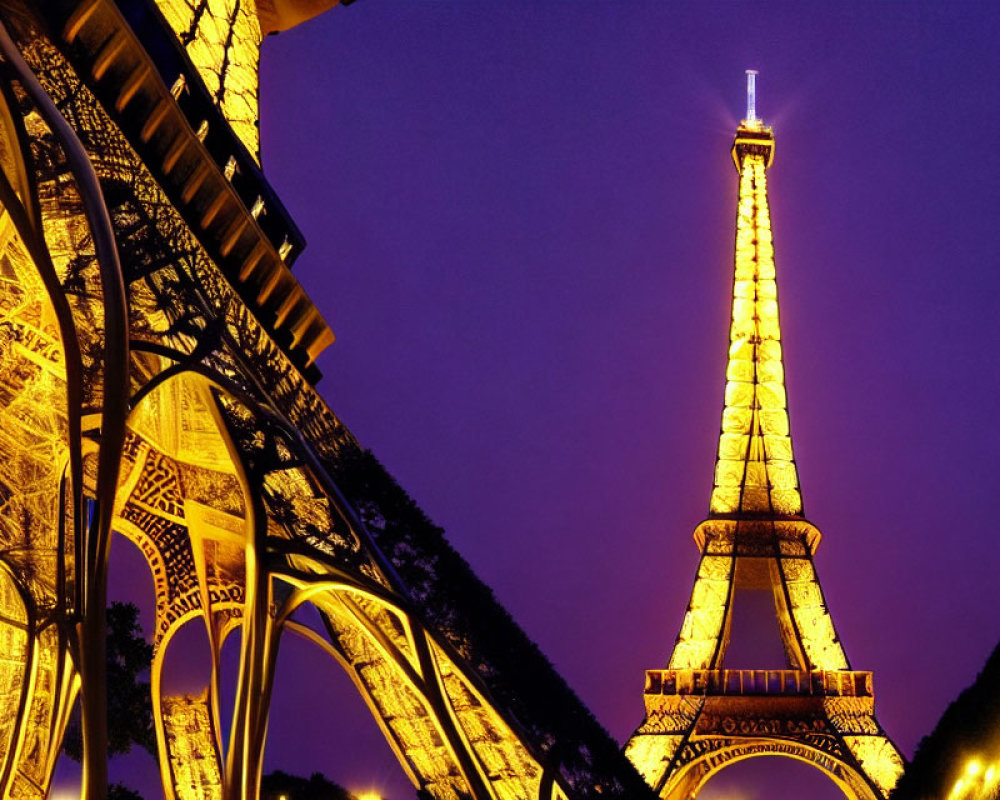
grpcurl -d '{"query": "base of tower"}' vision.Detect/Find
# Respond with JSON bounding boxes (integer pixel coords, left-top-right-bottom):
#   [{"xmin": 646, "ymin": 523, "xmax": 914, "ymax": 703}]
[{"xmin": 626, "ymin": 668, "xmax": 904, "ymax": 800}]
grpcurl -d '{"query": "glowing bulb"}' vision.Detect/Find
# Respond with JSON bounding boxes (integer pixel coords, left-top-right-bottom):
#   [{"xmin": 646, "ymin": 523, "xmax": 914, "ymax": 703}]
[
  {"xmin": 967, "ymin": 760, "xmax": 982, "ymax": 776},
  {"xmin": 357, "ymin": 793, "xmax": 382, "ymax": 800},
  {"xmin": 986, "ymin": 766, "xmax": 995, "ymax": 783}
]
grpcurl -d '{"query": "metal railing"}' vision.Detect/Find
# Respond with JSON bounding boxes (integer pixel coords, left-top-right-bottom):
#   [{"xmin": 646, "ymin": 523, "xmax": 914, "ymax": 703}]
[{"xmin": 644, "ymin": 668, "xmax": 873, "ymax": 698}]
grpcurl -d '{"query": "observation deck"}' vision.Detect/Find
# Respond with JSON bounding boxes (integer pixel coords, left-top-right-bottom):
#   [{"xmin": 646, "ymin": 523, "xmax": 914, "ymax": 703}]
[{"xmin": 732, "ymin": 120, "xmax": 775, "ymax": 170}]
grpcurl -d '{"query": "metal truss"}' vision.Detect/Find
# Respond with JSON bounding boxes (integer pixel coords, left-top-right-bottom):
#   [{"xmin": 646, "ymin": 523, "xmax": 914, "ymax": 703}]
[{"xmin": 0, "ymin": 3, "xmax": 654, "ymax": 799}]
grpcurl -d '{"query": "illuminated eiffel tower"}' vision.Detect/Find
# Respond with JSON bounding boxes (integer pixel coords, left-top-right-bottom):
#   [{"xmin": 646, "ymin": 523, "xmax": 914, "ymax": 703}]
[{"xmin": 624, "ymin": 73, "xmax": 905, "ymax": 800}]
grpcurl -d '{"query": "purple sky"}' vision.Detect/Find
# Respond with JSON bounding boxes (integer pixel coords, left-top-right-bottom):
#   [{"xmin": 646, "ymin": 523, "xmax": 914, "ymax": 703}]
[{"xmin": 58, "ymin": 2, "xmax": 1000, "ymax": 798}]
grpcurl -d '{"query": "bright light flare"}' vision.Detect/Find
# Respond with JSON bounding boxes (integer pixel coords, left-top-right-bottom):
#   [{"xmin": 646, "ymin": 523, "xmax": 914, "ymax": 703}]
[{"xmin": 357, "ymin": 792, "xmax": 382, "ymax": 800}]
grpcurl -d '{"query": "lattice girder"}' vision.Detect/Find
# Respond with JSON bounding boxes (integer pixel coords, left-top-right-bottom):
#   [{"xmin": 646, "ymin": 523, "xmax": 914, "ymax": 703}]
[
  {"xmin": 105, "ymin": 362, "xmax": 568, "ymax": 800},
  {"xmin": 0, "ymin": 4, "xmax": 656, "ymax": 799}
]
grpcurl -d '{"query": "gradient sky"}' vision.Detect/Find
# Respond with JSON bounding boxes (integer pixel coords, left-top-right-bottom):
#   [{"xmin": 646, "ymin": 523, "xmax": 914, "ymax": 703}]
[{"xmin": 64, "ymin": 2, "xmax": 1000, "ymax": 798}]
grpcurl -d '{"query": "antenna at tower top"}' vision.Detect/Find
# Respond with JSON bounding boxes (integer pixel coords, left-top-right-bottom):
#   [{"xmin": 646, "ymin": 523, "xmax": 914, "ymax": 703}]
[{"xmin": 745, "ymin": 69, "xmax": 758, "ymax": 122}]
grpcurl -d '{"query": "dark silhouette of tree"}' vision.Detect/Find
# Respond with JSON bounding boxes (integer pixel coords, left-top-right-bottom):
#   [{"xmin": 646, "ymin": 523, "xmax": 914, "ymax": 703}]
[
  {"xmin": 108, "ymin": 783, "xmax": 144, "ymax": 800},
  {"xmin": 260, "ymin": 770, "xmax": 357, "ymax": 799},
  {"xmin": 63, "ymin": 601, "xmax": 155, "ymax": 761}
]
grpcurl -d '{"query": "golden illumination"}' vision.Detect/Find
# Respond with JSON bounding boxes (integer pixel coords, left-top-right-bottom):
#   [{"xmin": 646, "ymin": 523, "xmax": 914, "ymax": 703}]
[
  {"xmin": 626, "ymin": 110, "xmax": 902, "ymax": 800},
  {"xmin": 710, "ymin": 145, "xmax": 800, "ymax": 517},
  {"xmin": 161, "ymin": 691, "xmax": 223, "ymax": 800},
  {"xmin": 0, "ymin": 5, "xmax": 584, "ymax": 800},
  {"xmin": 154, "ymin": 0, "xmax": 264, "ymax": 159}
]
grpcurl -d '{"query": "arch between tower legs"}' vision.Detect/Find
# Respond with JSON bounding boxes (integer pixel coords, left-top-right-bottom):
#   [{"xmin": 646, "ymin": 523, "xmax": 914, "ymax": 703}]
[
  {"xmin": 666, "ymin": 738, "xmax": 877, "ymax": 800},
  {"xmin": 627, "ymin": 678, "xmax": 904, "ymax": 800}
]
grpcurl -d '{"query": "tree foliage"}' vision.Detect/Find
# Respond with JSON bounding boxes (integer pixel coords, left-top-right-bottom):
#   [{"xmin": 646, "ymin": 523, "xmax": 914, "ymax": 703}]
[
  {"xmin": 260, "ymin": 770, "xmax": 357, "ymax": 800},
  {"xmin": 108, "ymin": 783, "xmax": 144, "ymax": 800},
  {"xmin": 63, "ymin": 601, "xmax": 155, "ymax": 761}
]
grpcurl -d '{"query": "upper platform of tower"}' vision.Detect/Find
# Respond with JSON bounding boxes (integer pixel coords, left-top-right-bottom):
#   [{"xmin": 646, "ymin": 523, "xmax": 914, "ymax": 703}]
[{"xmin": 732, "ymin": 119, "xmax": 774, "ymax": 171}]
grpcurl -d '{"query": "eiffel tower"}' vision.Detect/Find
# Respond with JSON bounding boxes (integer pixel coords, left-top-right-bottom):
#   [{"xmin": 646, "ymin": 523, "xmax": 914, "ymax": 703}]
[
  {"xmin": 0, "ymin": 2, "xmax": 657, "ymax": 799},
  {"xmin": 624, "ymin": 73, "xmax": 906, "ymax": 800}
]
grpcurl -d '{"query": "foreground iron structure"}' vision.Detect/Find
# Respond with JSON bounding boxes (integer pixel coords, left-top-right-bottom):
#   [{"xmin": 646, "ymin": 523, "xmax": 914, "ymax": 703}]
[
  {"xmin": 625, "ymin": 80, "xmax": 906, "ymax": 798},
  {"xmin": 0, "ymin": 2, "xmax": 656, "ymax": 799}
]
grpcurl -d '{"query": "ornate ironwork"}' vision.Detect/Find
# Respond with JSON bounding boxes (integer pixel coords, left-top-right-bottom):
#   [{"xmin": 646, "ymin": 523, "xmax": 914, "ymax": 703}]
[{"xmin": 0, "ymin": 3, "xmax": 656, "ymax": 799}]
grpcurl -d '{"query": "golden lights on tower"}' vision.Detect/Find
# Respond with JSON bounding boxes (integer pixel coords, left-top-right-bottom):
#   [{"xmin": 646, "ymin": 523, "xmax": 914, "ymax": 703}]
[
  {"xmin": 711, "ymin": 83, "xmax": 797, "ymax": 518},
  {"xmin": 625, "ymin": 73, "xmax": 904, "ymax": 799}
]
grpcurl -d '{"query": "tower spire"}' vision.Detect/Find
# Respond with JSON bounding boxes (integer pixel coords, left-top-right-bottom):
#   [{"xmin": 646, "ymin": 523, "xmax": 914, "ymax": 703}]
[
  {"xmin": 714, "ymin": 79, "xmax": 792, "ymax": 516},
  {"xmin": 745, "ymin": 69, "xmax": 758, "ymax": 122}
]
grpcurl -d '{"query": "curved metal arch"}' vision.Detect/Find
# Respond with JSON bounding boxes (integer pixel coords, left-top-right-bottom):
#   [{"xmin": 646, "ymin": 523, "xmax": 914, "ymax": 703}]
[
  {"xmin": 271, "ymin": 564, "xmax": 405, "ymax": 625},
  {"xmin": 126, "ymin": 353, "xmax": 411, "ymax": 612},
  {"xmin": 120, "ymin": 364, "xmax": 563, "ymax": 800},
  {"xmin": 281, "ymin": 616, "xmax": 424, "ymax": 789},
  {"xmin": 153, "ymin": 602, "xmax": 246, "ymax": 666},
  {"xmin": 275, "ymin": 579, "xmax": 422, "ymax": 684},
  {"xmin": 112, "ymin": 365, "xmax": 254, "ymax": 800},
  {"xmin": 272, "ymin": 595, "xmax": 481, "ymax": 798},
  {"xmin": 150, "ymin": 601, "xmax": 242, "ymax": 800},
  {"xmin": 0, "ymin": 560, "xmax": 35, "ymax": 790},
  {"xmin": 220, "ymin": 381, "xmax": 567, "ymax": 800},
  {"xmin": 191, "ymin": 377, "xmax": 493, "ymax": 800},
  {"xmin": 276, "ymin": 587, "xmax": 551, "ymax": 800},
  {"xmin": 671, "ymin": 739, "xmax": 878, "ymax": 800},
  {"xmin": 127, "ymin": 362, "xmax": 402, "ymax": 612}
]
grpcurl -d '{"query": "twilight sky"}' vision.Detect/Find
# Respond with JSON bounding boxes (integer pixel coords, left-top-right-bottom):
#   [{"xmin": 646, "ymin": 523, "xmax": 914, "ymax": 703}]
[{"xmin": 72, "ymin": 2, "xmax": 1000, "ymax": 798}]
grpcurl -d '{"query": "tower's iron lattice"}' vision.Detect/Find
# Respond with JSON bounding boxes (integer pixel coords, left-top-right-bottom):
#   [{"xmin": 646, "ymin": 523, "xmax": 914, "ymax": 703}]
[
  {"xmin": 0, "ymin": 2, "xmax": 657, "ymax": 799},
  {"xmin": 624, "ymin": 87, "xmax": 905, "ymax": 800}
]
